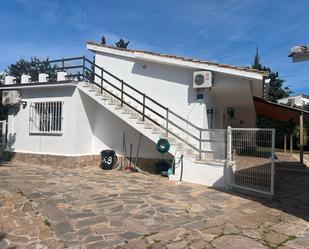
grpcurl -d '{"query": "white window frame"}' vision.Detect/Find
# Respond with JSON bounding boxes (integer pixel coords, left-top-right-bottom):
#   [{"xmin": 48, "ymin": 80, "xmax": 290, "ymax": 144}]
[{"xmin": 29, "ymin": 101, "xmax": 64, "ymax": 135}]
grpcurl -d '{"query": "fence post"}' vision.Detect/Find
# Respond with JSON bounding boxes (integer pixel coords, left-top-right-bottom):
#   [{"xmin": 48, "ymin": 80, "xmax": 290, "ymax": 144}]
[
  {"xmin": 166, "ymin": 108, "xmax": 169, "ymax": 137},
  {"xmin": 226, "ymin": 126, "xmax": 232, "ymax": 189},
  {"xmin": 271, "ymin": 129, "xmax": 275, "ymax": 196},
  {"xmin": 100, "ymin": 67, "xmax": 103, "ymax": 94},
  {"xmin": 121, "ymin": 80, "xmax": 124, "ymax": 107},
  {"xmin": 142, "ymin": 94, "xmax": 146, "ymax": 121},
  {"xmin": 199, "ymin": 129, "xmax": 202, "ymax": 161}
]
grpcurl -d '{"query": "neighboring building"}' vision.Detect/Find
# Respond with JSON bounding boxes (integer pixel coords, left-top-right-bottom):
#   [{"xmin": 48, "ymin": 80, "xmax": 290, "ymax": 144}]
[
  {"xmin": 277, "ymin": 94, "xmax": 309, "ymax": 108},
  {"xmin": 289, "ymin": 44, "xmax": 309, "ymax": 62},
  {"xmin": 0, "ymin": 43, "xmax": 269, "ymax": 188}
]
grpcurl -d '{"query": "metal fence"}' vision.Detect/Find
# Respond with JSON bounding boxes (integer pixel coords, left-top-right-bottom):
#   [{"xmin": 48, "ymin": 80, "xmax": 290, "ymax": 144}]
[{"xmin": 227, "ymin": 127, "xmax": 275, "ymax": 196}]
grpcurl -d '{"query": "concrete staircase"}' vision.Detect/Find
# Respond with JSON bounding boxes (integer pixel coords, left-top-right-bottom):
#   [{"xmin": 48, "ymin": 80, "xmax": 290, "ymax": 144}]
[{"xmin": 78, "ymin": 82, "xmax": 226, "ymax": 187}]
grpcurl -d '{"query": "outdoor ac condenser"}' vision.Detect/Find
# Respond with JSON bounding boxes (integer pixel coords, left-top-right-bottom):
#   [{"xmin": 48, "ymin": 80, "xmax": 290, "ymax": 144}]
[
  {"xmin": 21, "ymin": 74, "xmax": 31, "ymax": 84},
  {"xmin": 4, "ymin": 75, "xmax": 16, "ymax": 85},
  {"xmin": 2, "ymin": 91, "xmax": 21, "ymax": 106},
  {"xmin": 38, "ymin": 73, "xmax": 49, "ymax": 82},
  {"xmin": 57, "ymin": 71, "xmax": 67, "ymax": 81},
  {"xmin": 193, "ymin": 71, "xmax": 213, "ymax": 89}
]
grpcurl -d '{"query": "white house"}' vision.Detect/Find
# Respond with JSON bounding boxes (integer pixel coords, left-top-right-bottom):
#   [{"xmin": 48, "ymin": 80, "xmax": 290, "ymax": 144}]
[
  {"xmin": 0, "ymin": 42, "xmax": 268, "ymax": 188},
  {"xmin": 277, "ymin": 94, "xmax": 309, "ymax": 108}
]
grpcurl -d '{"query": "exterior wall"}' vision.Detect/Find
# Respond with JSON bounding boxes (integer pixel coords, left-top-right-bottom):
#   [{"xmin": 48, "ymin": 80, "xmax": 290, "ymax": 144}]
[
  {"xmin": 7, "ymin": 85, "xmax": 165, "ymax": 161},
  {"xmin": 79, "ymin": 89, "xmax": 167, "ymax": 158},
  {"xmin": 94, "ymin": 52, "xmax": 259, "ymax": 130},
  {"xmin": 7, "ymin": 86, "xmax": 82, "ymax": 155},
  {"xmin": 277, "ymin": 95, "xmax": 309, "ymax": 107}
]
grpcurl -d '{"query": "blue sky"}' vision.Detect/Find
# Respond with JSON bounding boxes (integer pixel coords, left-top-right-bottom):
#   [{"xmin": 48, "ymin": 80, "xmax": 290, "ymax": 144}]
[{"xmin": 1, "ymin": 0, "xmax": 308, "ymax": 94}]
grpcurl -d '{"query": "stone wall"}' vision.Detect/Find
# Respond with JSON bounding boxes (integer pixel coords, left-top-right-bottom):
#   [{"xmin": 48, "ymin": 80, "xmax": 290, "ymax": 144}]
[
  {"xmin": 6, "ymin": 152, "xmax": 167, "ymax": 173},
  {"xmin": 7, "ymin": 152, "xmax": 101, "ymax": 168}
]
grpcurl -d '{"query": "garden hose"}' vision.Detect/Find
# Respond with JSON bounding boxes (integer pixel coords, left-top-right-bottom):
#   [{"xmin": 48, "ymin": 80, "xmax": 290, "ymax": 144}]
[{"xmin": 156, "ymin": 138, "xmax": 170, "ymax": 154}]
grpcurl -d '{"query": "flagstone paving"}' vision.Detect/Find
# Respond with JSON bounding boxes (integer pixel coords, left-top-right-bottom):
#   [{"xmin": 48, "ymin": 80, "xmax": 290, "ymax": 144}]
[{"xmin": 0, "ymin": 162, "xmax": 308, "ymax": 248}]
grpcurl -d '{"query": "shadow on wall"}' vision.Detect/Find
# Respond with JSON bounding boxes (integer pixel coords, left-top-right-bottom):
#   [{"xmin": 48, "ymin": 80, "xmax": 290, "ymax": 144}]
[
  {"xmin": 79, "ymin": 90, "xmax": 173, "ymax": 173},
  {"xmin": 21, "ymin": 86, "xmax": 75, "ymax": 99},
  {"xmin": 7, "ymin": 133, "xmax": 16, "ymax": 151}
]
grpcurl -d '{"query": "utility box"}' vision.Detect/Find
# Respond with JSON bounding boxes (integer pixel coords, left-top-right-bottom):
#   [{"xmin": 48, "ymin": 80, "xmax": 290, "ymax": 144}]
[
  {"xmin": 4, "ymin": 76, "xmax": 16, "ymax": 85},
  {"xmin": 38, "ymin": 73, "xmax": 49, "ymax": 82},
  {"xmin": 57, "ymin": 71, "xmax": 67, "ymax": 81},
  {"xmin": 21, "ymin": 74, "xmax": 31, "ymax": 84}
]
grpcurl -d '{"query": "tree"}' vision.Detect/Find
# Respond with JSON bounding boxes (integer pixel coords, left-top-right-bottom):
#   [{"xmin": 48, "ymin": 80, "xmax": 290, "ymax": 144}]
[
  {"xmin": 115, "ymin": 38, "xmax": 129, "ymax": 49},
  {"xmin": 6, "ymin": 57, "xmax": 57, "ymax": 83},
  {"xmin": 101, "ymin": 36, "xmax": 106, "ymax": 45},
  {"xmin": 253, "ymin": 48, "xmax": 295, "ymax": 148},
  {"xmin": 252, "ymin": 48, "xmax": 291, "ymax": 102}
]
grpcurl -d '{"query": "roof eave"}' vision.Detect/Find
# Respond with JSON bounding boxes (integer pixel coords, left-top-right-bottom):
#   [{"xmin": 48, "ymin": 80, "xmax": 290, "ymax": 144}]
[{"xmin": 87, "ymin": 43, "xmax": 265, "ymax": 81}]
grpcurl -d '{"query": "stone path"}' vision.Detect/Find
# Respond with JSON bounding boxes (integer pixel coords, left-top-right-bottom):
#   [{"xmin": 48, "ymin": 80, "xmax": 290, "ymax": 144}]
[{"xmin": 0, "ymin": 162, "xmax": 308, "ymax": 248}]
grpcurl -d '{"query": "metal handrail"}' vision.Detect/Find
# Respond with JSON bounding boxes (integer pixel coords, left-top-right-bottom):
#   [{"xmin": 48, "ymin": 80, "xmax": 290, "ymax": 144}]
[{"xmin": 14, "ymin": 56, "xmax": 217, "ymax": 159}]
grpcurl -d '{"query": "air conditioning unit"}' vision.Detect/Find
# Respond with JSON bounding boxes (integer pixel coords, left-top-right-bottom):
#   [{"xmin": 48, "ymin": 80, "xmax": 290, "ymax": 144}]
[
  {"xmin": 4, "ymin": 75, "xmax": 16, "ymax": 85},
  {"xmin": 2, "ymin": 91, "xmax": 21, "ymax": 106},
  {"xmin": 57, "ymin": 71, "xmax": 67, "ymax": 81},
  {"xmin": 21, "ymin": 74, "xmax": 31, "ymax": 84},
  {"xmin": 38, "ymin": 73, "xmax": 49, "ymax": 82},
  {"xmin": 193, "ymin": 71, "xmax": 213, "ymax": 89}
]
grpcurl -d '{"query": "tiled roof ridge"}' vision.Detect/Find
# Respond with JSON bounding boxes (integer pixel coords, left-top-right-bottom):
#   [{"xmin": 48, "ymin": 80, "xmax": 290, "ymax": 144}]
[{"xmin": 87, "ymin": 41, "xmax": 269, "ymax": 76}]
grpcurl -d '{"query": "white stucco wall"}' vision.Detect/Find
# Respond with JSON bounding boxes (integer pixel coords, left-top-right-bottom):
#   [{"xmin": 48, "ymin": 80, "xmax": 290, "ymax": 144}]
[
  {"xmin": 7, "ymin": 85, "xmax": 164, "ymax": 158},
  {"xmin": 94, "ymin": 52, "xmax": 259, "ymax": 130},
  {"xmin": 7, "ymin": 86, "xmax": 83, "ymax": 155},
  {"xmin": 277, "ymin": 95, "xmax": 309, "ymax": 107}
]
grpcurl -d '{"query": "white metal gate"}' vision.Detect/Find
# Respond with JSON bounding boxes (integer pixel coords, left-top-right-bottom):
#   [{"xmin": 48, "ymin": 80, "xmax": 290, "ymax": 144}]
[{"xmin": 227, "ymin": 127, "xmax": 275, "ymax": 196}]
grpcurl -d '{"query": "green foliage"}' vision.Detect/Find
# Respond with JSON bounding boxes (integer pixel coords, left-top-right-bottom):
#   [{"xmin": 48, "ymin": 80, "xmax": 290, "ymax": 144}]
[
  {"xmin": 101, "ymin": 36, "xmax": 106, "ymax": 45},
  {"xmin": 115, "ymin": 38, "xmax": 130, "ymax": 49},
  {"xmin": 252, "ymin": 48, "xmax": 291, "ymax": 102},
  {"xmin": 293, "ymin": 124, "xmax": 308, "ymax": 146},
  {"xmin": 257, "ymin": 117, "xmax": 295, "ymax": 148},
  {"xmin": 6, "ymin": 57, "xmax": 57, "ymax": 83}
]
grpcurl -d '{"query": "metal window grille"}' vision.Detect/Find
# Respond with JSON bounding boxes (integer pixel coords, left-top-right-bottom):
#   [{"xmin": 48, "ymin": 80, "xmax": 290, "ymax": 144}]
[{"xmin": 29, "ymin": 101, "xmax": 63, "ymax": 134}]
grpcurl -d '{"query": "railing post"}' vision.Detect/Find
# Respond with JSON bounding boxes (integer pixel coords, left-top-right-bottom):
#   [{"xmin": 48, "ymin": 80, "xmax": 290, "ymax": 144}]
[
  {"xmin": 121, "ymin": 80, "xmax": 124, "ymax": 107},
  {"xmin": 226, "ymin": 126, "xmax": 233, "ymax": 189},
  {"xmin": 199, "ymin": 129, "xmax": 202, "ymax": 161},
  {"xmin": 166, "ymin": 108, "xmax": 169, "ymax": 137},
  {"xmin": 61, "ymin": 58, "xmax": 64, "ymax": 70},
  {"xmin": 82, "ymin": 56, "xmax": 85, "ymax": 81},
  {"xmin": 271, "ymin": 129, "xmax": 275, "ymax": 196},
  {"xmin": 100, "ymin": 67, "xmax": 104, "ymax": 94},
  {"xmin": 142, "ymin": 93, "xmax": 146, "ymax": 121}
]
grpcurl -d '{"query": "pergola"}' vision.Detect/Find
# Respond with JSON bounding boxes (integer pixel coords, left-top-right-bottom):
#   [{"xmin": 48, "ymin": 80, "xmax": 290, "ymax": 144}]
[{"xmin": 254, "ymin": 97, "xmax": 309, "ymax": 164}]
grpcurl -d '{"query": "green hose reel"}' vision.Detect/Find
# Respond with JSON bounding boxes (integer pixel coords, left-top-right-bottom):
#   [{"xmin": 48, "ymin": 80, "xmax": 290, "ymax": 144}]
[{"xmin": 156, "ymin": 138, "xmax": 170, "ymax": 154}]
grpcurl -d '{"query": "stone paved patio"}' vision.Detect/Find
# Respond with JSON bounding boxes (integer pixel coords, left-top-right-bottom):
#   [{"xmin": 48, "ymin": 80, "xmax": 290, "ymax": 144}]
[{"xmin": 0, "ymin": 162, "xmax": 308, "ymax": 249}]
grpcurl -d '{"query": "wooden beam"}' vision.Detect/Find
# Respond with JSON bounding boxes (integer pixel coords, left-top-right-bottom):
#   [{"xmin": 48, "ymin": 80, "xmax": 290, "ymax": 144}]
[{"xmin": 300, "ymin": 112, "xmax": 304, "ymax": 164}]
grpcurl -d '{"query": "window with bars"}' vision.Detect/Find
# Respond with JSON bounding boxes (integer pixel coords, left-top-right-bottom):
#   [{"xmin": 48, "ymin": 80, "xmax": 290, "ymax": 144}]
[{"xmin": 29, "ymin": 101, "xmax": 63, "ymax": 134}]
